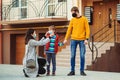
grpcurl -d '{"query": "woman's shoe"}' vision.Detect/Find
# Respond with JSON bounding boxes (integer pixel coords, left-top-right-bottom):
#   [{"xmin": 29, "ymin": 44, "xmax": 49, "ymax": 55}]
[{"xmin": 23, "ymin": 69, "xmax": 29, "ymax": 77}]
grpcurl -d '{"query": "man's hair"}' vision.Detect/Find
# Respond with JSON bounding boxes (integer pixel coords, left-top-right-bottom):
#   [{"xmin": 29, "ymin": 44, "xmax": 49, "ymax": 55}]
[{"xmin": 71, "ymin": 6, "xmax": 79, "ymax": 13}]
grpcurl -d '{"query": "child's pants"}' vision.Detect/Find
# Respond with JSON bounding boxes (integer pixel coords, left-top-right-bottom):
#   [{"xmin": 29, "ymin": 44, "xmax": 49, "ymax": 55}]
[{"xmin": 46, "ymin": 53, "xmax": 56, "ymax": 73}]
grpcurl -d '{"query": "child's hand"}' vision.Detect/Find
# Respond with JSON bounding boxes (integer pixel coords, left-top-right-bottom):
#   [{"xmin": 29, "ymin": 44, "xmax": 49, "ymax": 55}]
[
  {"xmin": 59, "ymin": 42, "xmax": 64, "ymax": 46},
  {"xmin": 50, "ymin": 33, "xmax": 54, "ymax": 37}
]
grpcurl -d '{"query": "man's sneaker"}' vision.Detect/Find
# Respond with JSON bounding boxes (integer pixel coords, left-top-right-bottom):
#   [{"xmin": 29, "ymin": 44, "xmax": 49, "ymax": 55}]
[
  {"xmin": 80, "ymin": 71, "xmax": 87, "ymax": 76},
  {"xmin": 67, "ymin": 71, "xmax": 75, "ymax": 76},
  {"xmin": 52, "ymin": 72, "xmax": 55, "ymax": 76},
  {"xmin": 46, "ymin": 72, "xmax": 50, "ymax": 76}
]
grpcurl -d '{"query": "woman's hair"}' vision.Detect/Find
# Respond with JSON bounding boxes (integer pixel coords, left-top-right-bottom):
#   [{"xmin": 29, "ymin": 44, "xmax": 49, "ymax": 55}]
[{"xmin": 25, "ymin": 29, "xmax": 35, "ymax": 44}]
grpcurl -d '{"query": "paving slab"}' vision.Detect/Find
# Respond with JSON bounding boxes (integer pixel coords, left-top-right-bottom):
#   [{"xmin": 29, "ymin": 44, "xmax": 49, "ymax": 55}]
[{"xmin": 0, "ymin": 64, "xmax": 120, "ymax": 80}]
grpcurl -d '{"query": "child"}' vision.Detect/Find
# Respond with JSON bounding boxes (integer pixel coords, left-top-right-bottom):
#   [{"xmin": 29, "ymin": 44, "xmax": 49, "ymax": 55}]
[{"xmin": 45, "ymin": 25, "xmax": 63, "ymax": 76}]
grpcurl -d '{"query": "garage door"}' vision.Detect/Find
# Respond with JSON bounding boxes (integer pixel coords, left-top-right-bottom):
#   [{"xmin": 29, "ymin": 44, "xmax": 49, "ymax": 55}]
[{"xmin": 16, "ymin": 35, "xmax": 25, "ymax": 64}]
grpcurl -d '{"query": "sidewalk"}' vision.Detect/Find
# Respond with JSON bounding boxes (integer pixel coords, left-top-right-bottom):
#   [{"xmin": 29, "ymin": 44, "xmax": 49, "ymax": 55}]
[{"xmin": 0, "ymin": 64, "xmax": 120, "ymax": 80}]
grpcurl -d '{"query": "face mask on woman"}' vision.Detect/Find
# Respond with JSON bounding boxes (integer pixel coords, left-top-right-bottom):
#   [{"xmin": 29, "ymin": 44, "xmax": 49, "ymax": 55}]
[{"xmin": 33, "ymin": 33, "xmax": 36, "ymax": 39}]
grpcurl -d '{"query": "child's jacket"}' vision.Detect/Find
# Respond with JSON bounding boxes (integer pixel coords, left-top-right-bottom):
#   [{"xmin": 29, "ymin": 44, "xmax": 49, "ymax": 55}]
[{"xmin": 45, "ymin": 34, "xmax": 59, "ymax": 54}]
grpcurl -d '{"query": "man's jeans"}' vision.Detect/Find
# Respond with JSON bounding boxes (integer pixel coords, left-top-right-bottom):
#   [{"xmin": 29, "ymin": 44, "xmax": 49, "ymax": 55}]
[{"xmin": 70, "ymin": 40, "xmax": 86, "ymax": 72}]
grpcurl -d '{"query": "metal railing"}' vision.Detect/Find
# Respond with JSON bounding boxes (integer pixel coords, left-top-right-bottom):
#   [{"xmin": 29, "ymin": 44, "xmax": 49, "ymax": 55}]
[
  {"xmin": 2, "ymin": 0, "xmax": 67, "ymax": 21},
  {"xmin": 88, "ymin": 19, "xmax": 116, "ymax": 64}
]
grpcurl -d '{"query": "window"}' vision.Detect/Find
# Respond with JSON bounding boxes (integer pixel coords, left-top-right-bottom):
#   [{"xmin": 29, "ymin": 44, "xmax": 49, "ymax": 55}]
[
  {"xmin": 58, "ymin": 0, "xmax": 66, "ymax": 2},
  {"xmin": 20, "ymin": 0, "xmax": 27, "ymax": 19},
  {"xmin": 11, "ymin": 0, "xmax": 27, "ymax": 19},
  {"xmin": 84, "ymin": 6, "xmax": 93, "ymax": 25},
  {"xmin": 47, "ymin": 0, "xmax": 56, "ymax": 16},
  {"xmin": 21, "ymin": 8, "xmax": 27, "ymax": 18},
  {"xmin": 48, "ymin": 0, "xmax": 55, "ymax": 3},
  {"xmin": 12, "ymin": 0, "xmax": 19, "ymax": 7},
  {"xmin": 21, "ymin": 0, "xmax": 27, "ymax": 7},
  {"xmin": 48, "ymin": 5, "xmax": 55, "ymax": 16}
]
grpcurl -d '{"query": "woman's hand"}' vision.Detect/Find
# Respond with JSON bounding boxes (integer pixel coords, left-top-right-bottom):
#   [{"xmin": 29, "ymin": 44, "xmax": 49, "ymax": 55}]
[{"xmin": 45, "ymin": 32, "xmax": 50, "ymax": 38}]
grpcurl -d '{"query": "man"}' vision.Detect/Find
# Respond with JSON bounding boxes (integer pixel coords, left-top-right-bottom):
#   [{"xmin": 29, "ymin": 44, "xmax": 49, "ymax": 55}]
[{"xmin": 63, "ymin": 6, "xmax": 90, "ymax": 76}]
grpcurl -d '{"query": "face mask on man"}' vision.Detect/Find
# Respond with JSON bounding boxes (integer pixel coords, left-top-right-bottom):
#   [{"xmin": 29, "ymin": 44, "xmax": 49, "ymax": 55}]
[{"xmin": 72, "ymin": 13, "xmax": 77, "ymax": 17}]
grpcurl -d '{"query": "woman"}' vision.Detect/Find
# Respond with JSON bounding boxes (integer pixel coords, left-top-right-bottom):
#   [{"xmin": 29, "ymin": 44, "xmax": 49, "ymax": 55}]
[{"xmin": 23, "ymin": 29, "xmax": 50, "ymax": 77}]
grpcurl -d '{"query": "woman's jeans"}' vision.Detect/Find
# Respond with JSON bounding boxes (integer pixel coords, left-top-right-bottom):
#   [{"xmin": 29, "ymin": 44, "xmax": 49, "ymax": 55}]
[{"xmin": 70, "ymin": 40, "xmax": 86, "ymax": 72}]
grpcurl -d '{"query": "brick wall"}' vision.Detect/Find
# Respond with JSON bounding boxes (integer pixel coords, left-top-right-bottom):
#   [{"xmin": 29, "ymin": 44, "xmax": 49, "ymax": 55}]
[{"xmin": 87, "ymin": 43, "xmax": 120, "ymax": 72}]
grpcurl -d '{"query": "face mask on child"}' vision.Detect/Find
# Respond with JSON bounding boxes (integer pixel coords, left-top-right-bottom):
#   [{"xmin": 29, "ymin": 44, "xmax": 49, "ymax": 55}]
[{"xmin": 48, "ymin": 30, "xmax": 53, "ymax": 34}]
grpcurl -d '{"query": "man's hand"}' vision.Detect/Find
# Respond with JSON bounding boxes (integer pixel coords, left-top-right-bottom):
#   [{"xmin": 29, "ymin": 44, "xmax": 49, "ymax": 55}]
[
  {"xmin": 84, "ymin": 40, "xmax": 88, "ymax": 45},
  {"xmin": 63, "ymin": 40, "xmax": 67, "ymax": 44}
]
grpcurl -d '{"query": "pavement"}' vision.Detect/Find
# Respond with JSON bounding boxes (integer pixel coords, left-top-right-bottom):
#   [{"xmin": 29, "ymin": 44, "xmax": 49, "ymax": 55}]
[{"xmin": 0, "ymin": 64, "xmax": 120, "ymax": 80}]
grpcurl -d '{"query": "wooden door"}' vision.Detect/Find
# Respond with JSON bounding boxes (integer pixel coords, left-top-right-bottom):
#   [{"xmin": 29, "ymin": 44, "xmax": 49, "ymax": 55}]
[
  {"xmin": 16, "ymin": 35, "xmax": 25, "ymax": 64},
  {"xmin": 92, "ymin": 1, "xmax": 117, "ymax": 42}
]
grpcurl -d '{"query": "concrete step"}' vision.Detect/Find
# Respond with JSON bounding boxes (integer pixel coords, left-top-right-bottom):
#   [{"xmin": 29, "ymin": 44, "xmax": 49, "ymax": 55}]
[
  {"xmin": 56, "ymin": 42, "xmax": 114, "ymax": 69},
  {"xmin": 56, "ymin": 60, "xmax": 91, "ymax": 69},
  {"xmin": 56, "ymin": 59, "xmax": 92, "ymax": 65}
]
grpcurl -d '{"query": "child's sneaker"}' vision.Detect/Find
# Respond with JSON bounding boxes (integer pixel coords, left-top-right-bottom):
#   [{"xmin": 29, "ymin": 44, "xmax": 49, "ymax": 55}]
[
  {"xmin": 52, "ymin": 72, "xmax": 55, "ymax": 76},
  {"xmin": 46, "ymin": 72, "xmax": 50, "ymax": 76}
]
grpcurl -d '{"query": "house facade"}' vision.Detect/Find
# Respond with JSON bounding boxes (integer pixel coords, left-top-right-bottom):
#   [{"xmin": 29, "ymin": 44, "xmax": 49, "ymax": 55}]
[
  {"xmin": 0, "ymin": 0, "xmax": 2, "ymax": 64},
  {"xmin": 0, "ymin": 0, "xmax": 86, "ymax": 64},
  {"xmin": 0, "ymin": 0, "xmax": 120, "ymax": 68}
]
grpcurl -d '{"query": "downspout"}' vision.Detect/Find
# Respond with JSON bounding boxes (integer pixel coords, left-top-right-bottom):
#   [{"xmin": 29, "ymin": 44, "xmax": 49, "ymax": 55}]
[
  {"xmin": 0, "ymin": 0, "xmax": 3, "ymax": 64},
  {"xmin": 77, "ymin": 0, "xmax": 79, "ymax": 7}
]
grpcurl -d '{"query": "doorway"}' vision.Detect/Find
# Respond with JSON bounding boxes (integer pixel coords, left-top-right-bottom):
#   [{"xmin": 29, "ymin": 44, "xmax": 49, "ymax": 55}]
[{"xmin": 92, "ymin": 1, "xmax": 117, "ymax": 41}]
